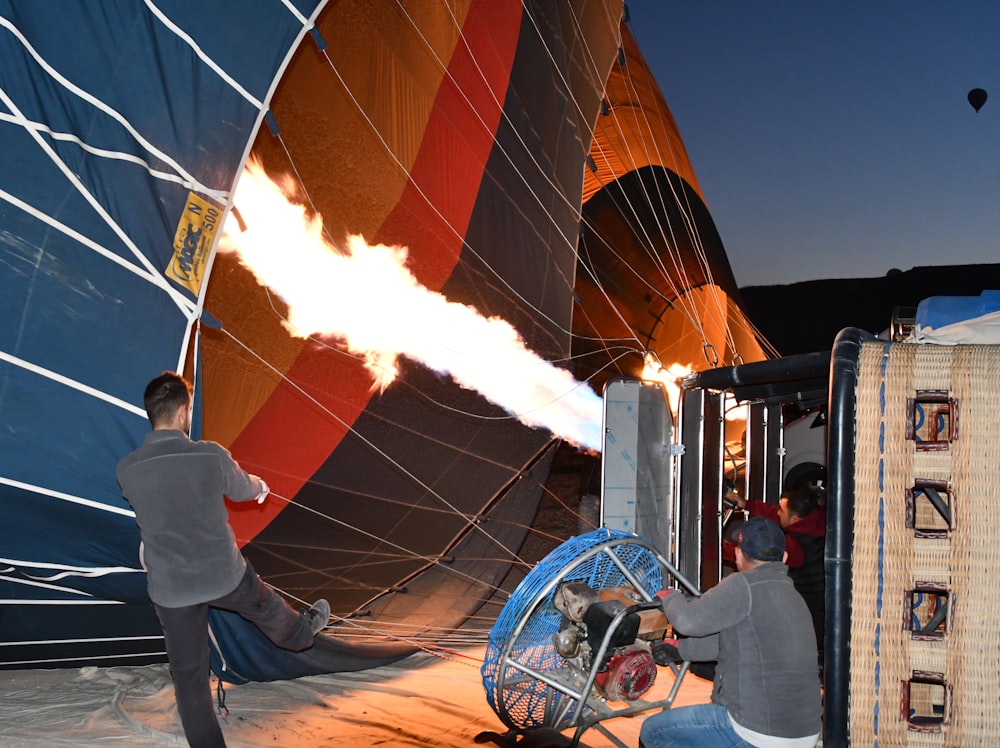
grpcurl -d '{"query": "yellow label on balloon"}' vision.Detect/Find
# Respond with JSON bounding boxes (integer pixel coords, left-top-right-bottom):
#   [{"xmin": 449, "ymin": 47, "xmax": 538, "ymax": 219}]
[{"xmin": 167, "ymin": 192, "xmax": 221, "ymax": 295}]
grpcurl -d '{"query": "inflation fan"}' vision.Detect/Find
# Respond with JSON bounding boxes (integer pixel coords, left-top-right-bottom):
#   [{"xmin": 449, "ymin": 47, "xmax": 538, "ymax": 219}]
[{"xmin": 480, "ymin": 529, "xmax": 698, "ymax": 746}]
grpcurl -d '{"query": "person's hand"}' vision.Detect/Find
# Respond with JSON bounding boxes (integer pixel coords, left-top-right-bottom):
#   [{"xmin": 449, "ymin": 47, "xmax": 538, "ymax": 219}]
[
  {"xmin": 651, "ymin": 638, "xmax": 682, "ymax": 666},
  {"xmin": 255, "ymin": 479, "xmax": 269, "ymax": 504}
]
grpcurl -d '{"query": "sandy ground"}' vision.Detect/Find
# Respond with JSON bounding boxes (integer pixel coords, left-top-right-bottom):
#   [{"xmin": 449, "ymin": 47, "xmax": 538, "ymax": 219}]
[{"xmin": 0, "ymin": 645, "xmax": 713, "ymax": 747}]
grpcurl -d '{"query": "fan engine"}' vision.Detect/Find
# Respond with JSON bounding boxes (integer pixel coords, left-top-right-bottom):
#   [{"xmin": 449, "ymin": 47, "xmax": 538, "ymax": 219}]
[{"xmin": 551, "ymin": 582, "xmax": 664, "ymax": 701}]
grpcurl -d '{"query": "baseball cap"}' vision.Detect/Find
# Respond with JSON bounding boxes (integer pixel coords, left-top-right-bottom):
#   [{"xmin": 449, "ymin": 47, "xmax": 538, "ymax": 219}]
[{"xmin": 738, "ymin": 516, "xmax": 785, "ymax": 562}]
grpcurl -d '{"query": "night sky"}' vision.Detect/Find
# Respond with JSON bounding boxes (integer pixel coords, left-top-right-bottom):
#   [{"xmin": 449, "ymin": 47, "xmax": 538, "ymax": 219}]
[{"xmin": 626, "ymin": 1, "xmax": 1000, "ymax": 288}]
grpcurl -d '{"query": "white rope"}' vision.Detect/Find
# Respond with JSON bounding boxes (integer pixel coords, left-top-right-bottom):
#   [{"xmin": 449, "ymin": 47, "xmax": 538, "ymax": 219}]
[
  {"xmin": 0, "ymin": 88, "xmax": 197, "ymax": 316},
  {"xmin": 0, "ymin": 635, "xmax": 161, "ymax": 647},
  {"xmin": 0, "ymin": 113, "xmax": 229, "ymax": 203},
  {"xmin": 0, "ymin": 651, "xmax": 166, "ymax": 668},
  {"xmin": 0, "ymin": 351, "xmax": 146, "ymax": 419},
  {"xmin": 1, "ymin": 558, "xmax": 143, "ymax": 582},
  {"xmin": 275, "ymin": 0, "xmax": 312, "ymax": 26},
  {"xmin": 0, "ymin": 575, "xmax": 97, "ymax": 597},
  {"xmin": 0, "ymin": 189, "xmax": 189, "ymax": 313},
  {"xmin": 0, "ymin": 15, "xmax": 224, "ymax": 199},
  {"xmin": 144, "ymin": 0, "xmax": 263, "ymax": 109},
  {"xmin": 0, "ymin": 476, "xmax": 136, "ymax": 518}
]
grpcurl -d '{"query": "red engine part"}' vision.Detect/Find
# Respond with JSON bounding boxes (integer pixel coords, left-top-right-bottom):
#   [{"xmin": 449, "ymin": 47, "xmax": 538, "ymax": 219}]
[{"xmin": 594, "ymin": 646, "xmax": 657, "ymax": 701}]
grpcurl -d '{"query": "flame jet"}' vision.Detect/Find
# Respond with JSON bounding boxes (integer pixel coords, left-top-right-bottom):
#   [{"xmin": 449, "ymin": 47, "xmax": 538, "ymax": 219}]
[{"xmin": 222, "ymin": 161, "xmax": 603, "ymax": 451}]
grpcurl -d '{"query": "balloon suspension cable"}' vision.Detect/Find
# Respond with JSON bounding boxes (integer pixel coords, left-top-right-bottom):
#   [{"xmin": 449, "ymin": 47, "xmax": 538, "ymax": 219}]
[{"xmin": 703, "ymin": 341, "xmax": 719, "ymax": 368}]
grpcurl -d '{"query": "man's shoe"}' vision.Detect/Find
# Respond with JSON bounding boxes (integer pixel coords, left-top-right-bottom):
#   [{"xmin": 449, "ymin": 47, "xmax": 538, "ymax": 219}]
[{"xmin": 305, "ymin": 599, "xmax": 330, "ymax": 635}]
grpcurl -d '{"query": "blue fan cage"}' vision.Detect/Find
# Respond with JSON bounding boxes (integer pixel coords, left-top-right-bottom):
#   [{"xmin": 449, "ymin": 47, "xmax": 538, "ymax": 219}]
[{"xmin": 481, "ymin": 528, "xmax": 665, "ymax": 730}]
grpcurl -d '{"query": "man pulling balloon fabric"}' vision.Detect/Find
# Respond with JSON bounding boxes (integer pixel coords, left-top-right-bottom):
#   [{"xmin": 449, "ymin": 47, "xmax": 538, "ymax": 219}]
[
  {"xmin": 117, "ymin": 371, "xmax": 330, "ymax": 748},
  {"xmin": 640, "ymin": 517, "xmax": 822, "ymax": 748}
]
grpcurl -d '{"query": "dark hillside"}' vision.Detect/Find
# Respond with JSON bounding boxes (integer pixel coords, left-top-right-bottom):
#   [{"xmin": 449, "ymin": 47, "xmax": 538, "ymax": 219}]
[{"xmin": 740, "ymin": 264, "xmax": 1000, "ymax": 356}]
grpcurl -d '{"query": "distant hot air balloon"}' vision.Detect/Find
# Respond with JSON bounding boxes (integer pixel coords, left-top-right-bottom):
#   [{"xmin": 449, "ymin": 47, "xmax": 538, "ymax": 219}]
[{"xmin": 968, "ymin": 88, "xmax": 988, "ymax": 112}]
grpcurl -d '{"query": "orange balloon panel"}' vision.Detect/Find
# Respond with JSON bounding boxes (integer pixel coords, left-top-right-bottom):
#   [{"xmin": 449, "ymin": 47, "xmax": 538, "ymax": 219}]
[
  {"xmin": 584, "ymin": 26, "xmax": 703, "ymax": 205},
  {"xmin": 574, "ymin": 25, "xmax": 765, "ymax": 392}
]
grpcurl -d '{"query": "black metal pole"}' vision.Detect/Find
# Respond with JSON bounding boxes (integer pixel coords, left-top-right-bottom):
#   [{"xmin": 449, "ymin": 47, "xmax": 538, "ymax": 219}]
[
  {"xmin": 824, "ymin": 327, "xmax": 872, "ymax": 746},
  {"xmin": 684, "ymin": 350, "xmax": 831, "ymax": 391}
]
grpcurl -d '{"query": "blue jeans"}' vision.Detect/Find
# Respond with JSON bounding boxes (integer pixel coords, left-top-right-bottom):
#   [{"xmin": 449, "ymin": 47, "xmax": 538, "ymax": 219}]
[{"xmin": 640, "ymin": 704, "xmax": 755, "ymax": 748}]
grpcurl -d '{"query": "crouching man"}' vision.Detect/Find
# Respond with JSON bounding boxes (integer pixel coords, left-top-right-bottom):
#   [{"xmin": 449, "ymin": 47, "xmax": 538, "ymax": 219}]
[{"xmin": 640, "ymin": 517, "xmax": 821, "ymax": 748}]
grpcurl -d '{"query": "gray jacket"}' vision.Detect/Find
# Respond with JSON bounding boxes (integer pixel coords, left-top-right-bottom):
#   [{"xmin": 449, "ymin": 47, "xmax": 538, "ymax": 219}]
[
  {"xmin": 117, "ymin": 429, "xmax": 263, "ymax": 607},
  {"xmin": 663, "ymin": 561, "xmax": 822, "ymax": 739}
]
